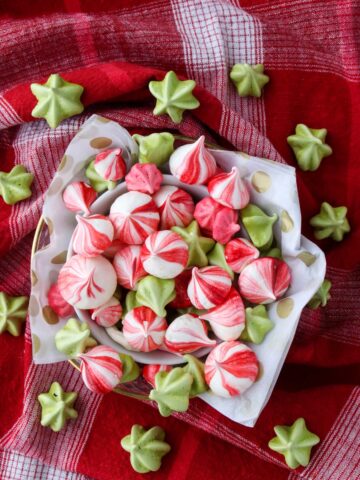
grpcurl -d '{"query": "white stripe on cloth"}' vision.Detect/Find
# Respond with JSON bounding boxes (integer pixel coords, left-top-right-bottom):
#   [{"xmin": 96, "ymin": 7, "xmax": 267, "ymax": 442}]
[
  {"xmin": 288, "ymin": 387, "xmax": 360, "ymax": 480},
  {"xmin": 0, "ymin": 96, "xmax": 23, "ymax": 130},
  {"xmin": 0, "ymin": 449, "xmax": 92, "ymax": 480},
  {"xmin": 0, "ymin": 334, "xmax": 103, "ymax": 473}
]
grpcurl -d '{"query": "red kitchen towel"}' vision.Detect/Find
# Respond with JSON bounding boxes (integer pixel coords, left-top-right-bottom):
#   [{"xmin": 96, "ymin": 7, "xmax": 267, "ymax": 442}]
[{"xmin": 0, "ymin": 1, "xmax": 359, "ymax": 479}]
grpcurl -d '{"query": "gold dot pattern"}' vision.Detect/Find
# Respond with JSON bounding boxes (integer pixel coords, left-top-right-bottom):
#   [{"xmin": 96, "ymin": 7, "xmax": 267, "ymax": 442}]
[
  {"xmin": 51, "ymin": 251, "xmax": 67, "ymax": 264},
  {"xmin": 297, "ymin": 251, "xmax": 317, "ymax": 266},
  {"xmin": 29, "ymin": 295, "xmax": 40, "ymax": 316},
  {"xmin": 32, "ymin": 334, "xmax": 41, "ymax": 354},
  {"xmin": 90, "ymin": 137, "xmax": 112, "ymax": 149},
  {"xmin": 281, "ymin": 210, "xmax": 294, "ymax": 233},
  {"xmin": 47, "ymin": 177, "xmax": 63, "ymax": 196},
  {"xmin": 277, "ymin": 298, "xmax": 295, "ymax": 318},
  {"xmin": 251, "ymin": 171, "xmax": 271, "ymax": 193},
  {"xmin": 42, "ymin": 306, "xmax": 59, "ymax": 325}
]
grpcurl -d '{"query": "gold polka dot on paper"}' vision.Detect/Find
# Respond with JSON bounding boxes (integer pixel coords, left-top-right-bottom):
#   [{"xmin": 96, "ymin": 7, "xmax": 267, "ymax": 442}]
[
  {"xmin": 251, "ymin": 171, "xmax": 271, "ymax": 193},
  {"xmin": 97, "ymin": 116, "xmax": 111, "ymax": 123},
  {"xmin": 255, "ymin": 363, "xmax": 264, "ymax": 382},
  {"xmin": 281, "ymin": 210, "xmax": 294, "ymax": 233},
  {"xmin": 276, "ymin": 298, "xmax": 295, "ymax": 318},
  {"xmin": 32, "ymin": 334, "xmax": 41, "ymax": 354},
  {"xmin": 297, "ymin": 251, "xmax": 317, "ymax": 266},
  {"xmin": 31, "ymin": 270, "xmax": 38, "ymax": 286},
  {"xmin": 47, "ymin": 177, "xmax": 63, "ymax": 196},
  {"xmin": 58, "ymin": 155, "xmax": 67, "ymax": 171},
  {"xmin": 29, "ymin": 295, "xmax": 40, "ymax": 316},
  {"xmin": 44, "ymin": 217, "xmax": 54, "ymax": 236},
  {"xmin": 51, "ymin": 250, "xmax": 67, "ymax": 264},
  {"xmin": 90, "ymin": 137, "xmax": 112, "ymax": 149},
  {"xmin": 42, "ymin": 305, "xmax": 59, "ymax": 324}
]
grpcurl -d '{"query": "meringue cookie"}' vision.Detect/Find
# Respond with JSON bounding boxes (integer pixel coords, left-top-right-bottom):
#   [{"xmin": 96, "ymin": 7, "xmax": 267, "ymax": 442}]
[
  {"xmin": 153, "ymin": 185, "xmax": 195, "ymax": 230},
  {"xmin": 135, "ymin": 276, "xmax": 175, "ymax": 317},
  {"xmin": 164, "ymin": 314, "xmax": 216, "ymax": 353},
  {"xmin": 133, "ymin": 132, "xmax": 174, "ymax": 166},
  {"xmin": 241, "ymin": 204, "xmax": 277, "ymax": 249},
  {"xmin": 109, "ymin": 191, "xmax": 160, "ymax": 244},
  {"xmin": 125, "ymin": 163, "xmax": 163, "ymax": 195},
  {"xmin": 123, "ymin": 306, "xmax": 167, "ymax": 352},
  {"xmin": 225, "ymin": 238, "xmax": 259, "ymax": 273},
  {"xmin": 47, "ymin": 282, "xmax": 74, "ymax": 318},
  {"xmin": 113, "ymin": 245, "xmax": 146, "ymax": 290},
  {"xmin": 58, "ymin": 254, "xmax": 117, "ymax": 309},
  {"xmin": 62, "ymin": 181, "xmax": 97, "ymax": 215},
  {"xmin": 72, "ymin": 214, "xmax": 114, "ymax": 257},
  {"xmin": 208, "ymin": 166, "xmax": 250, "ymax": 209},
  {"xmin": 94, "ymin": 148, "xmax": 126, "ymax": 182},
  {"xmin": 187, "ymin": 266, "xmax": 232, "ymax": 310},
  {"xmin": 169, "ymin": 136, "xmax": 217, "ymax": 185},
  {"xmin": 91, "ymin": 297, "xmax": 122, "ymax": 327},
  {"xmin": 142, "ymin": 364, "xmax": 172, "ymax": 387}
]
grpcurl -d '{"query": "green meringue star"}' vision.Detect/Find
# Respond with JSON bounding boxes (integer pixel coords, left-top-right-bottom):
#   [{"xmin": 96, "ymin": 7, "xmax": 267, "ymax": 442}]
[
  {"xmin": 172, "ymin": 220, "xmax": 215, "ymax": 267},
  {"xmin": 149, "ymin": 71, "xmax": 200, "ymax": 124},
  {"xmin": 122, "ymin": 291, "xmax": 142, "ymax": 319},
  {"xmin": 133, "ymin": 132, "xmax": 175, "ymax": 166},
  {"xmin": 0, "ymin": 165, "xmax": 34, "ymax": 205},
  {"xmin": 287, "ymin": 124, "xmax": 332, "ymax": 171},
  {"xmin": 31, "ymin": 74, "xmax": 84, "ymax": 128},
  {"xmin": 119, "ymin": 353, "xmax": 140, "ymax": 384},
  {"xmin": 121, "ymin": 424, "xmax": 171, "ymax": 474},
  {"xmin": 230, "ymin": 64, "xmax": 269, "ymax": 98},
  {"xmin": 241, "ymin": 204, "xmax": 278, "ymax": 249},
  {"xmin": 149, "ymin": 367, "xmax": 193, "ymax": 417},
  {"xmin": 241, "ymin": 305, "xmax": 273, "ymax": 344},
  {"xmin": 261, "ymin": 247, "xmax": 282, "ymax": 259},
  {"xmin": 85, "ymin": 160, "xmax": 116, "ymax": 192},
  {"xmin": 38, "ymin": 382, "xmax": 78, "ymax": 432},
  {"xmin": 136, "ymin": 276, "xmax": 175, "ymax": 317},
  {"xmin": 207, "ymin": 243, "xmax": 234, "ymax": 279},
  {"xmin": 310, "ymin": 202, "xmax": 350, "ymax": 241},
  {"xmin": 0, "ymin": 292, "xmax": 28, "ymax": 336},
  {"xmin": 307, "ymin": 279, "xmax": 332, "ymax": 309},
  {"xmin": 268, "ymin": 417, "xmax": 320, "ymax": 469},
  {"xmin": 182, "ymin": 354, "xmax": 208, "ymax": 396},
  {"xmin": 55, "ymin": 318, "xmax": 97, "ymax": 357}
]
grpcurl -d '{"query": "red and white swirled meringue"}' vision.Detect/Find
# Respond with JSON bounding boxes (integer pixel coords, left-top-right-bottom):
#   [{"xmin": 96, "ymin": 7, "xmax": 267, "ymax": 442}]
[
  {"xmin": 164, "ymin": 314, "xmax": 216, "ymax": 354},
  {"xmin": 58, "ymin": 254, "xmax": 117, "ymax": 309},
  {"xmin": 125, "ymin": 163, "xmax": 163, "ymax": 195},
  {"xmin": 194, "ymin": 197, "xmax": 224, "ymax": 236},
  {"xmin": 142, "ymin": 364, "xmax": 172, "ymax": 387},
  {"xmin": 72, "ymin": 214, "xmax": 114, "ymax": 257},
  {"xmin": 225, "ymin": 238, "xmax": 259, "ymax": 273},
  {"xmin": 47, "ymin": 282, "xmax": 74, "ymax": 317},
  {"xmin": 62, "ymin": 181, "xmax": 97, "ymax": 215},
  {"xmin": 204, "ymin": 341, "xmax": 259, "ymax": 397},
  {"xmin": 187, "ymin": 266, "xmax": 232, "ymax": 310},
  {"xmin": 169, "ymin": 136, "xmax": 217, "ymax": 185},
  {"xmin": 212, "ymin": 207, "xmax": 240, "ymax": 244},
  {"xmin": 123, "ymin": 306, "xmax": 167, "ymax": 352},
  {"xmin": 168, "ymin": 268, "xmax": 193, "ymax": 309},
  {"xmin": 141, "ymin": 230, "xmax": 189, "ymax": 279},
  {"xmin": 79, "ymin": 345, "xmax": 123, "ymax": 394},
  {"xmin": 113, "ymin": 245, "xmax": 146, "ymax": 290},
  {"xmin": 153, "ymin": 186, "xmax": 195, "ymax": 229},
  {"xmin": 208, "ymin": 166, "xmax": 250, "ymax": 209},
  {"xmin": 109, "ymin": 191, "xmax": 160, "ymax": 244},
  {"xmin": 91, "ymin": 297, "xmax": 122, "ymax": 327},
  {"xmin": 199, "ymin": 288, "xmax": 245, "ymax": 341},
  {"xmin": 94, "ymin": 148, "xmax": 126, "ymax": 182},
  {"xmin": 102, "ymin": 239, "xmax": 124, "ymax": 259},
  {"xmin": 238, "ymin": 257, "xmax": 291, "ymax": 304}
]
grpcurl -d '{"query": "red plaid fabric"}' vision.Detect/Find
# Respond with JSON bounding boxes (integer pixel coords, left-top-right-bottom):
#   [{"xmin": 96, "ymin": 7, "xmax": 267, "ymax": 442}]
[{"xmin": 0, "ymin": 1, "xmax": 359, "ymax": 479}]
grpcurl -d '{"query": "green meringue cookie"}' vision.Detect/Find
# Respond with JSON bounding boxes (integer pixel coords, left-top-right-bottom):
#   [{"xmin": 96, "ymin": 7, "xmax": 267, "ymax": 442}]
[
  {"xmin": 0, "ymin": 165, "xmax": 34, "ymax": 205},
  {"xmin": 183, "ymin": 354, "xmax": 208, "ymax": 396},
  {"xmin": 119, "ymin": 353, "xmax": 140, "ymax": 384},
  {"xmin": 38, "ymin": 382, "xmax": 78, "ymax": 432},
  {"xmin": 307, "ymin": 279, "xmax": 332, "ymax": 309},
  {"xmin": 85, "ymin": 160, "xmax": 117, "ymax": 193},
  {"xmin": 55, "ymin": 318, "xmax": 97, "ymax": 357},
  {"xmin": 241, "ymin": 305, "xmax": 273, "ymax": 344},
  {"xmin": 268, "ymin": 417, "xmax": 320, "ymax": 469},
  {"xmin": 149, "ymin": 71, "xmax": 200, "ymax": 124},
  {"xmin": 122, "ymin": 290, "xmax": 142, "ymax": 319},
  {"xmin": 31, "ymin": 74, "xmax": 84, "ymax": 129},
  {"xmin": 230, "ymin": 64, "xmax": 269, "ymax": 98},
  {"xmin": 287, "ymin": 124, "xmax": 332, "ymax": 171},
  {"xmin": 0, "ymin": 292, "xmax": 28, "ymax": 336},
  {"xmin": 172, "ymin": 220, "xmax": 215, "ymax": 267},
  {"xmin": 207, "ymin": 243, "xmax": 234, "ymax": 279},
  {"xmin": 133, "ymin": 132, "xmax": 175, "ymax": 166},
  {"xmin": 261, "ymin": 247, "xmax": 282, "ymax": 259},
  {"xmin": 121, "ymin": 424, "xmax": 171, "ymax": 474},
  {"xmin": 310, "ymin": 202, "xmax": 350, "ymax": 242},
  {"xmin": 149, "ymin": 367, "xmax": 193, "ymax": 417},
  {"xmin": 241, "ymin": 204, "xmax": 278, "ymax": 249},
  {"xmin": 136, "ymin": 276, "xmax": 175, "ymax": 317}
]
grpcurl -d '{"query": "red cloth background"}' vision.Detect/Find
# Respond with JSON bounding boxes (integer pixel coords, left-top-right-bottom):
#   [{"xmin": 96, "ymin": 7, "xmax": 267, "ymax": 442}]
[{"xmin": 0, "ymin": 1, "xmax": 359, "ymax": 479}]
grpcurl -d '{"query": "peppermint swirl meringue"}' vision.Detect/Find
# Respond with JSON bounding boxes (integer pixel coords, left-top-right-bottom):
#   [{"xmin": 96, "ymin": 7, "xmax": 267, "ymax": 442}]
[
  {"xmin": 142, "ymin": 364, "xmax": 172, "ymax": 387},
  {"xmin": 208, "ymin": 166, "xmax": 250, "ymax": 209},
  {"xmin": 125, "ymin": 163, "xmax": 163, "ymax": 195},
  {"xmin": 113, "ymin": 245, "xmax": 146, "ymax": 290},
  {"xmin": 169, "ymin": 136, "xmax": 217, "ymax": 185},
  {"xmin": 91, "ymin": 297, "xmax": 122, "ymax": 327},
  {"xmin": 187, "ymin": 266, "xmax": 232, "ymax": 310},
  {"xmin": 225, "ymin": 238, "xmax": 259, "ymax": 273},
  {"xmin": 164, "ymin": 314, "xmax": 216, "ymax": 353},
  {"xmin": 94, "ymin": 148, "xmax": 126, "ymax": 182},
  {"xmin": 62, "ymin": 181, "xmax": 97, "ymax": 215},
  {"xmin": 204, "ymin": 341, "xmax": 259, "ymax": 397},
  {"xmin": 123, "ymin": 306, "xmax": 167, "ymax": 352},
  {"xmin": 72, "ymin": 214, "xmax": 114, "ymax": 257},
  {"xmin": 58, "ymin": 254, "xmax": 117, "ymax": 309},
  {"xmin": 109, "ymin": 191, "xmax": 160, "ymax": 244},
  {"xmin": 153, "ymin": 186, "xmax": 195, "ymax": 230}
]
